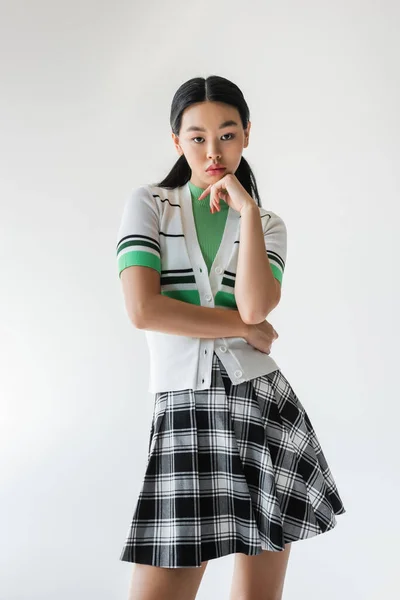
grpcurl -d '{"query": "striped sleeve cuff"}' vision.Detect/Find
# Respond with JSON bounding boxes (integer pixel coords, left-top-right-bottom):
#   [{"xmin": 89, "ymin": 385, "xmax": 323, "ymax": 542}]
[
  {"xmin": 116, "ymin": 186, "xmax": 161, "ymax": 278},
  {"xmin": 263, "ymin": 212, "xmax": 287, "ymax": 284}
]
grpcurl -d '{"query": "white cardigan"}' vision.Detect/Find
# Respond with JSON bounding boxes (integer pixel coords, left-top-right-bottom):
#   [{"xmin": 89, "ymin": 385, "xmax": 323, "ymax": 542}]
[{"xmin": 116, "ymin": 181, "xmax": 287, "ymax": 393}]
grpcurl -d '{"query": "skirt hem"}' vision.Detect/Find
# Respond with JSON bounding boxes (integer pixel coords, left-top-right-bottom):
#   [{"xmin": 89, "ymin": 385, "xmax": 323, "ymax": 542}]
[{"xmin": 119, "ymin": 510, "xmax": 346, "ymax": 568}]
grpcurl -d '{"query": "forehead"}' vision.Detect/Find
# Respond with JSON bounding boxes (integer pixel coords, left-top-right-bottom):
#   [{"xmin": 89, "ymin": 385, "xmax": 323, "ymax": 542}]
[{"xmin": 181, "ymin": 101, "xmax": 240, "ymax": 132}]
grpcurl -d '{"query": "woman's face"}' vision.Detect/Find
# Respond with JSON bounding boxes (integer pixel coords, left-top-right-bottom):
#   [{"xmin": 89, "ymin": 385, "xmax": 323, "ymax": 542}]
[{"xmin": 172, "ymin": 101, "xmax": 250, "ymax": 190}]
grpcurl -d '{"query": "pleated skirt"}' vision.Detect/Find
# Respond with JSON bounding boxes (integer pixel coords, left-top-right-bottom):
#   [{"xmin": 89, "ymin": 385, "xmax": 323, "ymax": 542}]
[{"xmin": 120, "ymin": 352, "xmax": 346, "ymax": 568}]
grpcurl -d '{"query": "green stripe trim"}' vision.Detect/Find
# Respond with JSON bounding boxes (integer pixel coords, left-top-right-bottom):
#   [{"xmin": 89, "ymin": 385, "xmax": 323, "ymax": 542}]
[
  {"xmin": 215, "ymin": 290, "xmax": 237, "ymax": 309},
  {"xmin": 270, "ymin": 263, "xmax": 283, "ymax": 283},
  {"xmin": 118, "ymin": 251, "xmax": 161, "ymax": 278},
  {"xmin": 161, "ymin": 289, "xmax": 201, "ymax": 304}
]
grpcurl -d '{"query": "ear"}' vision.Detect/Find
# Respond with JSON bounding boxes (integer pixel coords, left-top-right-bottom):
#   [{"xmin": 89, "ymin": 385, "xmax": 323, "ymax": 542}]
[
  {"xmin": 244, "ymin": 121, "xmax": 251, "ymax": 147},
  {"xmin": 171, "ymin": 132, "xmax": 183, "ymax": 156}
]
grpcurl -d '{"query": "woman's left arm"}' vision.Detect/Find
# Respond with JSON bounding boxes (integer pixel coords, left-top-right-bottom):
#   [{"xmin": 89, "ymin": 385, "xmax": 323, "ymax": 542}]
[
  {"xmin": 198, "ymin": 173, "xmax": 285, "ymax": 325},
  {"xmin": 235, "ymin": 203, "xmax": 281, "ymax": 324}
]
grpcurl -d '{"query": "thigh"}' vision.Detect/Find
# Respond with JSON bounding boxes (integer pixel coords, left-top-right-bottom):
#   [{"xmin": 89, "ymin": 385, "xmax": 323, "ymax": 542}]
[
  {"xmin": 229, "ymin": 544, "xmax": 292, "ymax": 600},
  {"xmin": 127, "ymin": 560, "xmax": 209, "ymax": 600}
]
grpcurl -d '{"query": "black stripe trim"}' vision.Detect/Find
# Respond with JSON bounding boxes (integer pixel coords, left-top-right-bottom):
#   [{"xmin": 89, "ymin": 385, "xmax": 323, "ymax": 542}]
[
  {"xmin": 117, "ymin": 235, "xmax": 160, "ymax": 254},
  {"xmin": 161, "ymin": 268, "xmax": 194, "ymax": 274},
  {"xmin": 161, "ymin": 274, "xmax": 196, "ymax": 285},
  {"xmin": 159, "ymin": 232, "xmax": 185, "ymax": 237},
  {"xmin": 221, "ymin": 276, "xmax": 235, "ymax": 288},
  {"xmin": 267, "ymin": 250, "xmax": 285, "ymax": 270},
  {"xmin": 152, "ymin": 194, "xmax": 181, "ymax": 207}
]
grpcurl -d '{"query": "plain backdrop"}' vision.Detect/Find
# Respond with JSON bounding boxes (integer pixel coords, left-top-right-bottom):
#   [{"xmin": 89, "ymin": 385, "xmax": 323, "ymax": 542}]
[{"xmin": 1, "ymin": 1, "xmax": 399, "ymax": 599}]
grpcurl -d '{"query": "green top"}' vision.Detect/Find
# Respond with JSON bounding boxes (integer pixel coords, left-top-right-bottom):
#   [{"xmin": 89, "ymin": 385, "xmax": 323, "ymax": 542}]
[{"xmin": 188, "ymin": 180, "xmax": 229, "ymax": 275}]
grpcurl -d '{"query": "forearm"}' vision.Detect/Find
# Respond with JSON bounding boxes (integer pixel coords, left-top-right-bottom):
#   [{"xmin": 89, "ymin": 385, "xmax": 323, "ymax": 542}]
[
  {"xmin": 137, "ymin": 294, "xmax": 249, "ymax": 339},
  {"xmin": 235, "ymin": 203, "xmax": 278, "ymax": 323}
]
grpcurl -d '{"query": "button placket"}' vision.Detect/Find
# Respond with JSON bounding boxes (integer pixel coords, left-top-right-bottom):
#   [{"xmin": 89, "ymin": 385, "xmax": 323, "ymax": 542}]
[{"xmin": 200, "ymin": 340, "xmax": 213, "ymax": 388}]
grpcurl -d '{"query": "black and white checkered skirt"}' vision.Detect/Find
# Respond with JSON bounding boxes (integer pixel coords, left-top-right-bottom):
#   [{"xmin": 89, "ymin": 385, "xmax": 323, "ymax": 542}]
[{"xmin": 120, "ymin": 352, "xmax": 346, "ymax": 568}]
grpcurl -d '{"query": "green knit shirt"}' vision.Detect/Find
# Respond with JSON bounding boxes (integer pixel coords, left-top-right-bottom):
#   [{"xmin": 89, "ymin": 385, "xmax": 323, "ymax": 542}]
[{"xmin": 188, "ymin": 180, "xmax": 229, "ymax": 275}]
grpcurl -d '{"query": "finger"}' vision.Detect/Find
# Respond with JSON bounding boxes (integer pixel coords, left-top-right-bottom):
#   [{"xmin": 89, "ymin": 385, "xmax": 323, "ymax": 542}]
[
  {"xmin": 198, "ymin": 185, "xmax": 211, "ymax": 201},
  {"xmin": 215, "ymin": 190, "xmax": 220, "ymax": 211},
  {"xmin": 211, "ymin": 188, "xmax": 218, "ymax": 213}
]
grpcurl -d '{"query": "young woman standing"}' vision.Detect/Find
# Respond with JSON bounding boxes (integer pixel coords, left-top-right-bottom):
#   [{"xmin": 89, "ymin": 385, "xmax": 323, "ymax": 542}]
[{"xmin": 116, "ymin": 75, "xmax": 346, "ymax": 600}]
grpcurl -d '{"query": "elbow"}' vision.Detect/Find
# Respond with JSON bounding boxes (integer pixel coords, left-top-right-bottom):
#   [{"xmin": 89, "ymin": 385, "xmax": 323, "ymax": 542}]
[
  {"xmin": 131, "ymin": 314, "xmax": 144, "ymax": 329},
  {"xmin": 239, "ymin": 300, "xmax": 278, "ymax": 325},
  {"xmin": 236, "ymin": 285, "xmax": 280, "ymax": 325},
  {"xmin": 129, "ymin": 305, "xmax": 147, "ymax": 329},
  {"xmin": 128, "ymin": 294, "xmax": 160, "ymax": 329},
  {"xmin": 241, "ymin": 311, "xmax": 268, "ymax": 325},
  {"xmin": 245, "ymin": 290, "xmax": 281, "ymax": 324},
  {"xmin": 239, "ymin": 303, "xmax": 268, "ymax": 325}
]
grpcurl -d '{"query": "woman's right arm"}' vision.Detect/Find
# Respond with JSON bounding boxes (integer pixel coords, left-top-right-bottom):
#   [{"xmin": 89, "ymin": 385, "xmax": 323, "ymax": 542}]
[
  {"xmin": 121, "ymin": 265, "xmax": 250, "ymax": 339},
  {"xmin": 120, "ymin": 265, "xmax": 278, "ymax": 355}
]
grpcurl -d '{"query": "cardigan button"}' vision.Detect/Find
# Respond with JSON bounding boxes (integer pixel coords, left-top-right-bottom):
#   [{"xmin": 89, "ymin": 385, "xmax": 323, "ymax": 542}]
[
  {"xmin": 234, "ymin": 369, "xmax": 243, "ymax": 378},
  {"xmin": 205, "ymin": 294, "xmax": 212, "ymax": 302},
  {"xmin": 220, "ymin": 345, "xmax": 227, "ymax": 352},
  {"xmin": 215, "ymin": 266, "xmax": 222, "ymax": 274}
]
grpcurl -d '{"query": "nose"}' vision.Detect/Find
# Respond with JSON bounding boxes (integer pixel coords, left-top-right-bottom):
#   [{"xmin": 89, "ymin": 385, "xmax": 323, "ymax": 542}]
[{"xmin": 207, "ymin": 146, "xmax": 222, "ymax": 160}]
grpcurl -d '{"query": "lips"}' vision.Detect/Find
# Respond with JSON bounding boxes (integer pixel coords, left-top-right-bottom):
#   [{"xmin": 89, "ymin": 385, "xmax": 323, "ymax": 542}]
[{"xmin": 206, "ymin": 166, "xmax": 226, "ymax": 173}]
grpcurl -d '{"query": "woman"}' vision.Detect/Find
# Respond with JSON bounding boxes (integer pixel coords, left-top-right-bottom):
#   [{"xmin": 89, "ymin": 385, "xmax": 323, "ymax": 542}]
[{"xmin": 116, "ymin": 75, "xmax": 346, "ymax": 600}]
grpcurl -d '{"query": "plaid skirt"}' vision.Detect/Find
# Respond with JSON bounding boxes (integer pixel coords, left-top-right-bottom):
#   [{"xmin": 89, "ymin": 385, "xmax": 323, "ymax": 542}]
[{"xmin": 120, "ymin": 352, "xmax": 346, "ymax": 568}]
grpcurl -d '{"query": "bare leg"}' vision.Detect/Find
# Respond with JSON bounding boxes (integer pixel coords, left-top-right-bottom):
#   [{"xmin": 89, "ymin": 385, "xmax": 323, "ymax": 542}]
[
  {"xmin": 127, "ymin": 560, "xmax": 209, "ymax": 600},
  {"xmin": 229, "ymin": 544, "xmax": 292, "ymax": 600}
]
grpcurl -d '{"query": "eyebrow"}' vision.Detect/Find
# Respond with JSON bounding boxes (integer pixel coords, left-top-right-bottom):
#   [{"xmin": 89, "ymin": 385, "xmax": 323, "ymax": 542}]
[{"xmin": 185, "ymin": 120, "xmax": 239, "ymax": 133}]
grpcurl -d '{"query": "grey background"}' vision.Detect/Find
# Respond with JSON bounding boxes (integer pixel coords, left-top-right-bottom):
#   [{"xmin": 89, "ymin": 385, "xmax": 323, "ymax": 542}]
[{"xmin": 1, "ymin": 0, "xmax": 399, "ymax": 598}]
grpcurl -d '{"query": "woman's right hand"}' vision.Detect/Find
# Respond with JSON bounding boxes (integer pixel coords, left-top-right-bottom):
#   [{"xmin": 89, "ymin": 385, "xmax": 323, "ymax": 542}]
[{"xmin": 243, "ymin": 320, "xmax": 278, "ymax": 354}]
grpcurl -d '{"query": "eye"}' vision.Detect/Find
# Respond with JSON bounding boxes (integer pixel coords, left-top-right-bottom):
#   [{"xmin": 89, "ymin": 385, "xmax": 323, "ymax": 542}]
[{"xmin": 192, "ymin": 133, "xmax": 235, "ymax": 143}]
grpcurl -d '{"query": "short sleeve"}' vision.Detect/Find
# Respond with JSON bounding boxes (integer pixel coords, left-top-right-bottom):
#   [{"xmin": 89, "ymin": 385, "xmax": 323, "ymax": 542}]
[
  {"xmin": 116, "ymin": 186, "xmax": 161, "ymax": 279},
  {"xmin": 263, "ymin": 212, "xmax": 287, "ymax": 284}
]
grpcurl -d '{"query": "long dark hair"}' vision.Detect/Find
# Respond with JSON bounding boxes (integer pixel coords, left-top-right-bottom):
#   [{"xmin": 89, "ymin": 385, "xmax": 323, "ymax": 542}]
[{"xmin": 153, "ymin": 75, "xmax": 262, "ymax": 208}]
